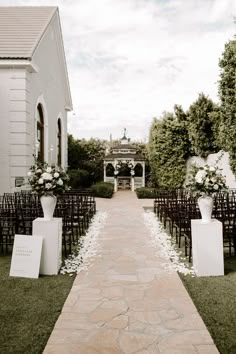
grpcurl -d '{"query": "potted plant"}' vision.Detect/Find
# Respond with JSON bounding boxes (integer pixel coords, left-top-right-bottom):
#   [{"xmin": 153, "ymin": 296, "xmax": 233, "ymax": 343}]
[
  {"xmin": 186, "ymin": 164, "xmax": 228, "ymax": 222},
  {"xmin": 28, "ymin": 159, "xmax": 70, "ymax": 220}
]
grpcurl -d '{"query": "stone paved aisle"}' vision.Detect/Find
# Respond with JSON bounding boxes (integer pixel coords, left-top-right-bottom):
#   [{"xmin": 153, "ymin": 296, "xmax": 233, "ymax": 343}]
[{"xmin": 44, "ymin": 191, "xmax": 218, "ymax": 354}]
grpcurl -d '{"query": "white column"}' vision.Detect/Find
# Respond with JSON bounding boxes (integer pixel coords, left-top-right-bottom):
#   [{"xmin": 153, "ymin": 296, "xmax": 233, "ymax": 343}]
[
  {"xmin": 114, "ymin": 178, "xmax": 118, "ymax": 192},
  {"xmin": 131, "ymin": 177, "xmax": 134, "ymax": 192},
  {"xmin": 142, "ymin": 161, "xmax": 145, "ymax": 187},
  {"xmin": 33, "ymin": 218, "xmax": 62, "ymax": 275},
  {"xmin": 191, "ymin": 219, "xmax": 224, "ymax": 276},
  {"xmin": 104, "ymin": 163, "xmax": 106, "ymax": 182}
]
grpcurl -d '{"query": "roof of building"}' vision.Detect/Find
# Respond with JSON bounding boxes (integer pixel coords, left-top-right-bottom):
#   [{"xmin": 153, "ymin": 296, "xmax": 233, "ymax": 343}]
[{"xmin": 0, "ymin": 6, "xmax": 57, "ymax": 59}]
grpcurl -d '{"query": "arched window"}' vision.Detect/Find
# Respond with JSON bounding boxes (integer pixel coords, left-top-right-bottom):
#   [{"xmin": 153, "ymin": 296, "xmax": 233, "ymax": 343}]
[
  {"xmin": 57, "ymin": 119, "xmax": 62, "ymax": 166},
  {"xmin": 36, "ymin": 104, "xmax": 44, "ymax": 163}
]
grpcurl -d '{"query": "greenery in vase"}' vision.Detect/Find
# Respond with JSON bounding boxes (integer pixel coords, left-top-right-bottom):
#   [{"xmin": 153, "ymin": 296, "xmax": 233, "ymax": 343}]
[
  {"xmin": 28, "ymin": 159, "xmax": 70, "ymax": 196},
  {"xmin": 186, "ymin": 164, "xmax": 228, "ymax": 197}
]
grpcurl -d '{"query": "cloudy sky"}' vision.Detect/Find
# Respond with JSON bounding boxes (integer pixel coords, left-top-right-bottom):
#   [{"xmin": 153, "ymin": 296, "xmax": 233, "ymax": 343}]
[{"xmin": 1, "ymin": 0, "xmax": 236, "ymax": 141}]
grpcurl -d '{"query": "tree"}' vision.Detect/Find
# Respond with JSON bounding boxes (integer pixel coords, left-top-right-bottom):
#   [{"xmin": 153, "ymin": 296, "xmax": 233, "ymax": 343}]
[
  {"xmin": 218, "ymin": 40, "xmax": 236, "ymax": 173},
  {"xmin": 148, "ymin": 107, "xmax": 191, "ymax": 188},
  {"xmin": 68, "ymin": 135, "xmax": 106, "ymax": 187},
  {"xmin": 187, "ymin": 93, "xmax": 219, "ymax": 157}
]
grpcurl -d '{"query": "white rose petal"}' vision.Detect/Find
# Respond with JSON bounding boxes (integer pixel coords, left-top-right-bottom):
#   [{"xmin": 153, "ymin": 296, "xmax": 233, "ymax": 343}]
[
  {"xmin": 195, "ymin": 170, "xmax": 206, "ymax": 184},
  {"xmin": 46, "ymin": 167, "xmax": 52, "ymax": 173},
  {"xmin": 45, "ymin": 183, "xmax": 52, "ymax": 189},
  {"xmin": 209, "ymin": 166, "xmax": 216, "ymax": 172},
  {"xmin": 42, "ymin": 172, "xmax": 53, "ymax": 180},
  {"xmin": 38, "ymin": 178, "xmax": 44, "ymax": 184},
  {"xmin": 57, "ymin": 178, "xmax": 63, "ymax": 186},
  {"xmin": 36, "ymin": 169, "xmax": 42, "ymax": 173},
  {"xmin": 54, "ymin": 172, "xmax": 59, "ymax": 178},
  {"xmin": 214, "ymin": 184, "xmax": 219, "ymax": 190}
]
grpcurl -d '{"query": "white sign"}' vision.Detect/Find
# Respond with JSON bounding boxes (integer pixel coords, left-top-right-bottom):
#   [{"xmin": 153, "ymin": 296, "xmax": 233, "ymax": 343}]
[{"xmin": 10, "ymin": 235, "xmax": 43, "ymax": 279}]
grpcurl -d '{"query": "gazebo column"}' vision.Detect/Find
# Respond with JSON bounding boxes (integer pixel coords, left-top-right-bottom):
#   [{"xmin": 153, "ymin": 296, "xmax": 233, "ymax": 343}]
[
  {"xmin": 104, "ymin": 163, "xmax": 107, "ymax": 182},
  {"xmin": 114, "ymin": 178, "xmax": 118, "ymax": 192},
  {"xmin": 131, "ymin": 177, "xmax": 134, "ymax": 192},
  {"xmin": 142, "ymin": 161, "xmax": 145, "ymax": 187}
]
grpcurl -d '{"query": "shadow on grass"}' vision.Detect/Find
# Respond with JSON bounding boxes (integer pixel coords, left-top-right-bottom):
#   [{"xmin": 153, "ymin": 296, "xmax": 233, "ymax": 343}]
[
  {"xmin": 180, "ymin": 255, "xmax": 236, "ymax": 354},
  {"xmin": 0, "ymin": 255, "xmax": 75, "ymax": 354}
]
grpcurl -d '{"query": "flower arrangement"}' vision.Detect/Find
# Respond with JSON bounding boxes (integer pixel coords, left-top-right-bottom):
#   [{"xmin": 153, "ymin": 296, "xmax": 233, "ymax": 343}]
[
  {"xmin": 28, "ymin": 160, "xmax": 70, "ymax": 196},
  {"xmin": 114, "ymin": 160, "xmax": 135, "ymax": 177},
  {"xmin": 186, "ymin": 164, "xmax": 228, "ymax": 197}
]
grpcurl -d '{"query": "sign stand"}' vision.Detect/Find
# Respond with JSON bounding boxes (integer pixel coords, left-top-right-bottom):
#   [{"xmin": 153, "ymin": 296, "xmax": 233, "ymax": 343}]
[{"xmin": 10, "ymin": 235, "xmax": 43, "ymax": 278}]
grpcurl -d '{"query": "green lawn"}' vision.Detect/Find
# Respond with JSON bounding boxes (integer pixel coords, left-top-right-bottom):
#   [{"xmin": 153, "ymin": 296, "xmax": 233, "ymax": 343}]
[
  {"xmin": 180, "ymin": 256, "xmax": 236, "ymax": 354},
  {"xmin": 0, "ymin": 255, "xmax": 75, "ymax": 354}
]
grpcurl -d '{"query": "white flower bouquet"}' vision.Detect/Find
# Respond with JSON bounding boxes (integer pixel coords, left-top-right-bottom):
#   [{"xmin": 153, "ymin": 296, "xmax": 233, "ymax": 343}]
[
  {"xmin": 186, "ymin": 164, "xmax": 228, "ymax": 197},
  {"xmin": 28, "ymin": 160, "xmax": 70, "ymax": 196}
]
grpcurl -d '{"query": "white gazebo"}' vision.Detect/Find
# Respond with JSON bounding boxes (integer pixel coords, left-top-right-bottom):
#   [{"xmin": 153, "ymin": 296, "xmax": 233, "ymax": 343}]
[{"xmin": 104, "ymin": 131, "xmax": 145, "ymax": 192}]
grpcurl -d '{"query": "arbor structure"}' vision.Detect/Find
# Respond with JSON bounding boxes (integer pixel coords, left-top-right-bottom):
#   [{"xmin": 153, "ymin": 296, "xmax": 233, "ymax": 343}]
[{"xmin": 104, "ymin": 131, "xmax": 145, "ymax": 192}]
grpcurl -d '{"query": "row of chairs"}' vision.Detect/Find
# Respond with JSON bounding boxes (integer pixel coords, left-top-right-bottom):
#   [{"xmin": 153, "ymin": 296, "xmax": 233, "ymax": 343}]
[
  {"xmin": 0, "ymin": 190, "xmax": 96, "ymax": 255},
  {"xmin": 154, "ymin": 189, "xmax": 236, "ymax": 261}
]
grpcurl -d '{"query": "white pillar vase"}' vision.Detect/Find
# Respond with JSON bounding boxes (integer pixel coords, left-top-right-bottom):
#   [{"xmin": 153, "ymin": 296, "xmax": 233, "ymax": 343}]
[
  {"xmin": 197, "ymin": 195, "xmax": 213, "ymax": 223},
  {"xmin": 40, "ymin": 194, "xmax": 57, "ymax": 221}
]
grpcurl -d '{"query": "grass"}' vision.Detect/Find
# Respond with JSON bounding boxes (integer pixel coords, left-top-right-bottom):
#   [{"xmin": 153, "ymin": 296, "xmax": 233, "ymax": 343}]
[
  {"xmin": 180, "ymin": 256, "xmax": 236, "ymax": 354},
  {"xmin": 0, "ymin": 255, "xmax": 75, "ymax": 354}
]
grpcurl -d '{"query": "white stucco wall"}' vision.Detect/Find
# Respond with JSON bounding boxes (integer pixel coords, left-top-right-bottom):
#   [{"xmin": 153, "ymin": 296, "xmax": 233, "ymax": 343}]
[
  {"xmin": 0, "ymin": 12, "xmax": 71, "ymax": 194},
  {"xmin": 186, "ymin": 151, "xmax": 236, "ymax": 189},
  {"xmin": 30, "ymin": 12, "xmax": 69, "ymax": 169}
]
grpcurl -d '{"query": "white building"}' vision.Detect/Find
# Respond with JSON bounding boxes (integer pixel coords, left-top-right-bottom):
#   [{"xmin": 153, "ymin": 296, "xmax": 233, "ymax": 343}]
[{"xmin": 0, "ymin": 6, "xmax": 73, "ymax": 194}]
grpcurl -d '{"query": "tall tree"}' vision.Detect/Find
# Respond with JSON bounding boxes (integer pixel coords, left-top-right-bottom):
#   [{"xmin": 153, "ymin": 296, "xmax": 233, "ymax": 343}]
[
  {"xmin": 187, "ymin": 93, "xmax": 219, "ymax": 157},
  {"xmin": 148, "ymin": 107, "xmax": 190, "ymax": 188},
  {"xmin": 218, "ymin": 40, "xmax": 236, "ymax": 173}
]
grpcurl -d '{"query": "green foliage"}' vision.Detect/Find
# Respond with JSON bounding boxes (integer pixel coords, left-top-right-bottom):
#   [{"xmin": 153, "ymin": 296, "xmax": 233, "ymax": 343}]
[
  {"xmin": 68, "ymin": 135, "xmax": 106, "ymax": 186},
  {"xmin": 148, "ymin": 106, "xmax": 190, "ymax": 188},
  {"xmin": 218, "ymin": 40, "xmax": 236, "ymax": 174},
  {"xmin": 67, "ymin": 169, "xmax": 91, "ymax": 188},
  {"xmin": 187, "ymin": 93, "xmax": 220, "ymax": 157},
  {"xmin": 135, "ymin": 187, "xmax": 157, "ymax": 199},
  {"xmin": 0, "ymin": 255, "xmax": 75, "ymax": 353},
  {"xmin": 91, "ymin": 182, "xmax": 114, "ymax": 198}
]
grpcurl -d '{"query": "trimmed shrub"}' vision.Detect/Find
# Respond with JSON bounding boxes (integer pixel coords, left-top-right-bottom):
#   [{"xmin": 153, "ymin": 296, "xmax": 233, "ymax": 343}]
[
  {"xmin": 136, "ymin": 187, "xmax": 157, "ymax": 199},
  {"xmin": 67, "ymin": 169, "xmax": 91, "ymax": 188},
  {"xmin": 91, "ymin": 182, "xmax": 114, "ymax": 198}
]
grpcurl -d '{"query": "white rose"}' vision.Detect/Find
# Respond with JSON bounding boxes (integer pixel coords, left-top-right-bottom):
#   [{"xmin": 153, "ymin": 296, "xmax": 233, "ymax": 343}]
[
  {"xmin": 195, "ymin": 170, "xmax": 206, "ymax": 184},
  {"xmin": 46, "ymin": 167, "xmax": 52, "ymax": 173},
  {"xmin": 36, "ymin": 169, "xmax": 42, "ymax": 173},
  {"xmin": 214, "ymin": 184, "xmax": 219, "ymax": 190},
  {"xmin": 38, "ymin": 178, "xmax": 44, "ymax": 184},
  {"xmin": 45, "ymin": 183, "xmax": 52, "ymax": 189},
  {"xmin": 57, "ymin": 178, "xmax": 63, "ymax": 186},
  {"xmin": 209, "ymin": 166, "xmax": 216, "ymax": 172},
  {"xmin": 42, "ymin": 172, "xmax": 53, "ymax": 180},
  {"xmin": 54, "ymin": 172, "xmax": 59, "ymax": 178}
]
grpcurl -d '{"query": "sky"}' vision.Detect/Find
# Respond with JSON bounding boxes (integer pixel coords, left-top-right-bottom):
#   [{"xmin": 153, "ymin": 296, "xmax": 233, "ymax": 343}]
[{"xmin": 1, "ymin": 0, "xmax": 236, "ymax": 141}]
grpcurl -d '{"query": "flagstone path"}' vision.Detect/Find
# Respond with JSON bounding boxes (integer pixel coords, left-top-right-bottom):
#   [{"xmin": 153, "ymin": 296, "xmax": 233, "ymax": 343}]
[{"xmin": 44, "ymin": 191, "xmax": 219, "ymax": 354}]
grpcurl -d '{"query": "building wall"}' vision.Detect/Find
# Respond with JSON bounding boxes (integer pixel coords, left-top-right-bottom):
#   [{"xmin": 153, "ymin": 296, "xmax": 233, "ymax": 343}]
[
  {"xmin": 30, "ymin": 12, "xmax": 69, "ymax": 169},
  {"xmin": 0, "ymin": 13, "xmax": 70, "ymax": 194},
  {"xmin": 0, "ymin": 67, "xmax": 31, "ymax": 193}
]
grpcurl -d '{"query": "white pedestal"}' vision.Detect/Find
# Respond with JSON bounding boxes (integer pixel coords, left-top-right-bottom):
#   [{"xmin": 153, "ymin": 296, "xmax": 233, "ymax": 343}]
[
  {"xmin": 191, "ymin": 219, "xmax": 224, "ymax": 276},
  {"xmin": 33, "ymin": 218, "xmax": 62, "ymax": 275}
]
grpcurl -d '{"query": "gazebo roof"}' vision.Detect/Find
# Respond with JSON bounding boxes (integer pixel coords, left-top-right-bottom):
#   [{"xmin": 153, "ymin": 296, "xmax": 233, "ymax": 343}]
[{"xmin": 104, "ymin": 153, "xmax": 145, "ymax": 161}]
